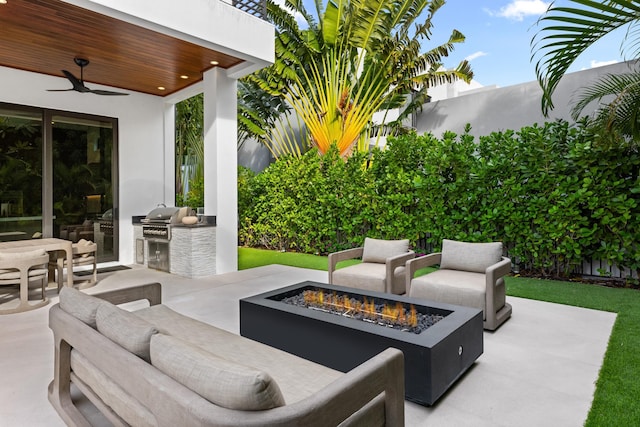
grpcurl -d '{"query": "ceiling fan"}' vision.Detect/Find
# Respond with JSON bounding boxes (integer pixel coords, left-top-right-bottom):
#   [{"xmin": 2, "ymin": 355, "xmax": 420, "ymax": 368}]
[{"xmin": 47, "ymin": 57, "xmax": 128, "ymax": 96}]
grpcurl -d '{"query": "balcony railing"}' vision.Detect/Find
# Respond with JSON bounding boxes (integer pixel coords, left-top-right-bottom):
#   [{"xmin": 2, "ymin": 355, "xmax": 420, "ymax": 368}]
[{"xmin": 233, "ymin": 0, "xmax": 267, "ymax": 20}]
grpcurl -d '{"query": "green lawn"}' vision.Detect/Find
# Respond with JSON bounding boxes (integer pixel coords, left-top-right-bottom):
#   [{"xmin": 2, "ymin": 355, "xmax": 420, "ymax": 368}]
[{"xmin": 238, "ymin": 247, "xmax": 640, "ymax": 426}]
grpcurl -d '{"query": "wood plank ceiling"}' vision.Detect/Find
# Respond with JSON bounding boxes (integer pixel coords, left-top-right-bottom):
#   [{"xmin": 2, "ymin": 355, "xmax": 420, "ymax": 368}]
[{"xmin": 0, "ymin": 0, "xmax": 245, "ymax": 96}]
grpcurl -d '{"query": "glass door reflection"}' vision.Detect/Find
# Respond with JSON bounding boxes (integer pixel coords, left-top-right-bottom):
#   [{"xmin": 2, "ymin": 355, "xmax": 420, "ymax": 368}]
[
  {"xmin": 51, "ymin": 115, "xmax": 116, "ymax": 261},
  {"xmin": 0, "ymin": 108, "xmax": 43, "ymax": 241}
]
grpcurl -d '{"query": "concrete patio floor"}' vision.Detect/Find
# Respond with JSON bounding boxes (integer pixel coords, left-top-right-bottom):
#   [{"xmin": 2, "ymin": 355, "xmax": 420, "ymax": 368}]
[{"xmin": 0, "ymin": 264, "xmax": 616, "ymax": 426}]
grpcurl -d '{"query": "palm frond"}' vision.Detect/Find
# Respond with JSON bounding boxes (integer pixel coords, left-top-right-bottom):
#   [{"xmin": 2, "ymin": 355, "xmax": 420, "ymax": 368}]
[
  {"xmin": 572, "ymin": 69, "xmax": 640, "ymax": 137},
  {"xmin": 532, "ymin": 0, "xmax": 640, "ymax": 114}
]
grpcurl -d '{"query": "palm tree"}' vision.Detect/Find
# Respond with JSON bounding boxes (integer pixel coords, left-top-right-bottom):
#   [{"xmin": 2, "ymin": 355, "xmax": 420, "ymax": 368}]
[
  {"xmin": 175, "ymin": 94, "xmax": 204, "ymax": 204},
  {"xmin": 244, "ymin": 0, "xmax": 473, "ymax": 158},
  {"xmin": 532, "ymin": 0, "xmax": 640, "ymax": 139}
]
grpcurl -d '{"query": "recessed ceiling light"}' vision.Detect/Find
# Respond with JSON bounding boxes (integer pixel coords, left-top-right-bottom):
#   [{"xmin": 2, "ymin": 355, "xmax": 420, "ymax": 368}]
[
  {"xmin": 157, "ymin": 86, "xmax": 166, "ymax": 91},
  {"xmin": 0, "ymin": 1, "xmax": 7, "ymax": 4},
  {"xmin": 180, "ymin": 75, "xmax": 189, "ymax": 79},
  {"xmin": 210, "ymin": 61, "xmax": 219, "ymax": 66}
]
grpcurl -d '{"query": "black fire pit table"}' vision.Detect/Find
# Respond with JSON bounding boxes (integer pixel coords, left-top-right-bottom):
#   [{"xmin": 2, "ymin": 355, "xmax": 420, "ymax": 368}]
[{"xmin": 240, "ymin": 281, "xmax": 483, "ymax": 406}]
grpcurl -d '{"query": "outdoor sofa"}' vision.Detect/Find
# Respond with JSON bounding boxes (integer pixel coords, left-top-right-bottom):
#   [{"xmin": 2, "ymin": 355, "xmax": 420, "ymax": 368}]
[{"xmin": 48, "ymin": 283, "xmax": 405, "ymax": 427}]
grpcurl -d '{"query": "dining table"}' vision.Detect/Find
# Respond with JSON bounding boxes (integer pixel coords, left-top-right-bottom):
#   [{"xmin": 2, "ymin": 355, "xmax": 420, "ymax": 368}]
[{"xmin": 0, "ymin": 238, "xmax": 74, "ymax": 288}]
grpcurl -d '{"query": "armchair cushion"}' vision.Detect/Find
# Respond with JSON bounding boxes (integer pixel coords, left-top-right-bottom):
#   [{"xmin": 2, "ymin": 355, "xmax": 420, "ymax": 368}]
[
  {"xmin": 0, "ymin": 248, "xmax": 47, "ymax": 260},
  {"xmin": 150, "ymin": 334, "xmax": 286, "ymax": 411},
  {"xmin": 440, "ymin": 239, "xmax": 503, "ymax": 274},
  {"xmin": 362, "ymin": 238, "xmax": 409, "ymax": 264},
  {"xmin": 332, "ymin": 262, "xmax": 406, "ymax": 294},
  {"xmin": 409, "ymin": 269, "xmax": 506, "ymax": 320},
  {"xmin": 75, "ymin": 239, "xmax": 96, "ymax": 258}
]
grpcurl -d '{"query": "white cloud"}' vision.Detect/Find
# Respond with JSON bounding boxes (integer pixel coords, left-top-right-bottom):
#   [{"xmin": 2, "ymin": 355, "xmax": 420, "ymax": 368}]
[
  {"xmin": 491, "ymin": 0, "xmax": 550, "ymax": 21},
  {"xmin": 590, "ymin": 59, "xmax": 619, "ymax": 68},
  {"xmin": 465, "ymin": 51, "xmax": 488, "ymax": 62}
]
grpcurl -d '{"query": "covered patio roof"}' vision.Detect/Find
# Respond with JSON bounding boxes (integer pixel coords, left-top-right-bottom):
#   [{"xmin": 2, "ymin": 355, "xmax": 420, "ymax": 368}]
[{"xmin": 0, "ymin": 0, "xmax": 270, "ymax": 97}]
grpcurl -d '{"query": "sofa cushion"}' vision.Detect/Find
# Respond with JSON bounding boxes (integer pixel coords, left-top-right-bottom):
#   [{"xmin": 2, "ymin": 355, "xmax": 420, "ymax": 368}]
[
  {"xmin": 439, "ymin": 239, "xmax": 503, "ymax": 273},
  {"xmin": 135, "ymin": 305, "xmax": 342, "ymax": 405},
  {"xmin": 59, "ymin": 286, "xmax": 106, "ymax": 329},
  {"xmin": 96, "ymin": 303, "xmax": 158, "ymax": 362},
  {"xmin": 361, "ymin": 238, "xmax": 409, "ymax": 264},
  {"xmin": 150, "ymin": 334, "xmax": 286, "ymax": 411}
]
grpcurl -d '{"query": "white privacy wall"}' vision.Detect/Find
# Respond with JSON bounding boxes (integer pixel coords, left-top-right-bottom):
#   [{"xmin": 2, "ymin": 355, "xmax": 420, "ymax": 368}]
[
  {"xmin": 417, "ymin": 61, "xmax": 637, "ymax": 138},
  {"xmin": 0, "ymin": 66, "xmax": 168, "ymax": 265}
]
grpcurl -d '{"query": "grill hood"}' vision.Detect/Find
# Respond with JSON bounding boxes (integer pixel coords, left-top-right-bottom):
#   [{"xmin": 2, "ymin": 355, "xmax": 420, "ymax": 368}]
[{"xmin": 143, "ymin": 206, "xmax": 190, "ymax": 224}]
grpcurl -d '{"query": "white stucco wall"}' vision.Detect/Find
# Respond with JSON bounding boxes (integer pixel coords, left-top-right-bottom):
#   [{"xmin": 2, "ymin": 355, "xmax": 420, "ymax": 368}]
[
  {"xmin": 0, "ymin": 66, "xmax": 168, "ymax": 265},
  {"xmin": 417, "ymin": 61, "xmax": 636, "ymax": 138}
]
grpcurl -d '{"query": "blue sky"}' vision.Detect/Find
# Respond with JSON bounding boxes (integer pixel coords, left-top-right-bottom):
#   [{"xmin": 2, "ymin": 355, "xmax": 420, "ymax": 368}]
[
  {"xmin": 289, "ymin": 0, "xmax": 627, "ymax": 88},
  {"xmin": 429, "ymin": 0, "xmax": 625, "ymax": 87}
]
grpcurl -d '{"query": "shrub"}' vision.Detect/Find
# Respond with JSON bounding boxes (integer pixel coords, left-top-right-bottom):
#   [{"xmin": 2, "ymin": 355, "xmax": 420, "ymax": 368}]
[{"xmin": 239, "ymin": 120, "xmax": 640, "ymax": 279}]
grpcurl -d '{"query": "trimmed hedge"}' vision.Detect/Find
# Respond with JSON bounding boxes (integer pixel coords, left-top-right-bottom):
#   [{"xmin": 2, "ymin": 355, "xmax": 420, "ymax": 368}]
[{"xmin": 238, "ymin": 120, "xmax": 640, "ymax": 279}]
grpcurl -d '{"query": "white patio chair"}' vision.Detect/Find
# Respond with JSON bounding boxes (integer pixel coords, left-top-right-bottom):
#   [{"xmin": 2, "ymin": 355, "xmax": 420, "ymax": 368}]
[
  {"xmin": 0, "ymin": 249, "xmax": 49, "ymax": 314},
  {"xmin": 49, "ymin": 239, "xmax": 98, "ymax": 290}
]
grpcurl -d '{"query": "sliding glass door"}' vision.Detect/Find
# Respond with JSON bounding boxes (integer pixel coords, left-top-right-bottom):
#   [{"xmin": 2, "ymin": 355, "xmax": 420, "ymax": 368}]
[
  {"xmin": 51, "ymin": 114, "xmax": 116, "ymax": 260},
  {"xmin": 0, "ymin": 107, "xmax": 43, "ymax": 241},
  {"xmin": 0, "ymin": 103, "xmax": 118, "ymax": 262}
]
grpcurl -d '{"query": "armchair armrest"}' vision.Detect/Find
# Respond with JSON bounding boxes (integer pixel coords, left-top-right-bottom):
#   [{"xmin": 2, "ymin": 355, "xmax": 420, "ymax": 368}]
[
  {"xmin": 91, "ymin": 282, "xmax": 162, "ymax": 306},
  {"xmin": 405, "ymin": 253, "xmax": 442, "ymax": 295},
  {"xmin": 385, "ymin": 251, "xmax": 415, "ymax": 294},
  {"xmin": 486, "ymin": 257, "xmax": 512, "ymax": 283},
  {"xmin": 484, "ymin": 257, "xmax": 511, "ymax": 322},
  {"xmin": 328, "ymin": 247, "xmax": 363, "ymax": 284}
]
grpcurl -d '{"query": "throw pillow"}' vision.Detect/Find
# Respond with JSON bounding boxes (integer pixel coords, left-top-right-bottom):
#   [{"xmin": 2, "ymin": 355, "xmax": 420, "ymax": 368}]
[
  {"xmin": 361, "ymin": 237, "xmax": 409, "ymax": 263},
  {"xmin": 150, "ymin": 334, "xmax": 286, "ymax": 411},
  {"xmin": 96, "ymin": 303, "xmax": 158, "ymax": 362},
  {"xmin": 59, "ymin": 287, "xmax": 107, "ymax": 329}
]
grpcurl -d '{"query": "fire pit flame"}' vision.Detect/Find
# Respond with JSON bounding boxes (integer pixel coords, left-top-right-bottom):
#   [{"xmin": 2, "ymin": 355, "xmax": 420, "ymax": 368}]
[{"xmin": 302, "ymin": 290, "xmax": 419, "ymax": 329}]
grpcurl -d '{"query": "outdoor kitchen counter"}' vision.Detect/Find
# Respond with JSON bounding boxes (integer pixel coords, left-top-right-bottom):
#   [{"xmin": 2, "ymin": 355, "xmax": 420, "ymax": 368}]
[
  {"xmin": 133, "ymin": 217, "xmax": 216, "ymax": 278},
  {"xmin": 170, "ymin": 224, "xmax": 216, "ymax": 278}
]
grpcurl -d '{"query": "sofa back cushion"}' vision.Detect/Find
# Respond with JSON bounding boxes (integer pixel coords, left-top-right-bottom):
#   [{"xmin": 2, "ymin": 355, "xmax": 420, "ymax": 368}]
[
  {"xmin": 59, "ymin": 286, "xmax": 106, "ymax": 329},
  {"xmin": 96, "ymin": 303, "xmax": 158, "ymax": 362},
  {"xmin": 440, "ymin": 239, "xmax": 503, "ymax": 273},
  {"xmin": 361, "ymin": 238, "xmax": 409, "ymax": 264},
  {"xmin": 150, "ymin": 334, "xmax": 286, "ymax": 411}
]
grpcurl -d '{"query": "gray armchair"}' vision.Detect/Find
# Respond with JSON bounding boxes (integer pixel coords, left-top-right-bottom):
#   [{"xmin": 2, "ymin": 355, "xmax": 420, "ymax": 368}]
[
  {"xmin": 406, "ymin": 239, "xmax": 512, "ymax": 330},
  {"xmin": 329, "ymin": 238, "xmax": 415, "ymax": 294}
]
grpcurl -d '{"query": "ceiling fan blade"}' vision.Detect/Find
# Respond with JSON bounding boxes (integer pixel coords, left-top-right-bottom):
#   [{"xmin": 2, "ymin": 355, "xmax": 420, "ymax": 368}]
[
  {"xmin": 61, "ymin": 69, "xmax": 90, "ymax": 92},
  {"xmin": 48, "ymin": 59, "xmax": 128, "ymax": 96},
  {"xmin": 89, "ymin": 89, "xmax": 129, "ymax": 96}
]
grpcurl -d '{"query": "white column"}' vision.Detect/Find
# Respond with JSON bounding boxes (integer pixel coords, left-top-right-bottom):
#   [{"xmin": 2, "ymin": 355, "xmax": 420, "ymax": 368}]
[
  {"xmin": 163, "ymin": 101, "xmax": 176, "ymax": 205},
  {"xmin": 203, "ymin": 67, "xmax": 238, "ymax": 273}
]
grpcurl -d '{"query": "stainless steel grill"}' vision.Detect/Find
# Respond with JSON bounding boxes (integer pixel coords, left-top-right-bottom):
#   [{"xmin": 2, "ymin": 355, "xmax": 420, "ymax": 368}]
[
  {"xmin": 141, "ymin": 206, "xmax": 190, "ymax": 241},
  {"xmin": 141, "ymin": 205, "xmax": 190, "ymax": 273}
]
